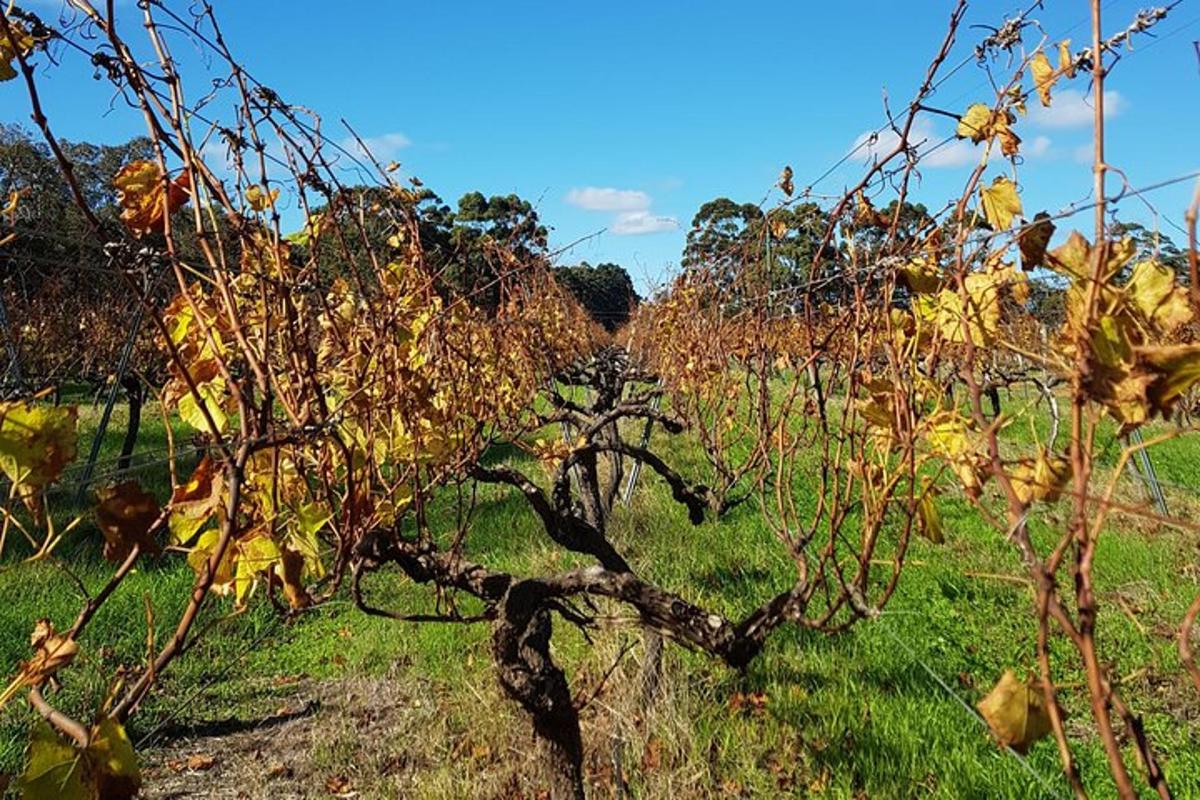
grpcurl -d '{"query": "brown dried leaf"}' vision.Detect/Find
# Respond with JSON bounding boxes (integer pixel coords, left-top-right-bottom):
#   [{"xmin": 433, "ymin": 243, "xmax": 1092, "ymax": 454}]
[
  {"xmin": 24, "ymin": 620, "xmax": 79, "ymax": 688},
  {"xmin": 95, "ymin": 481, "xmax": 162, "ymax": 562}
]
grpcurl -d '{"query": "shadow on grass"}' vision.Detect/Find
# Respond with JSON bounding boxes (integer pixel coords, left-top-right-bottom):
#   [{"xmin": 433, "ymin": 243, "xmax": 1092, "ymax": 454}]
[{"xmin": 147, "ymin": 699, "xmax": 321, "ymax": 742}]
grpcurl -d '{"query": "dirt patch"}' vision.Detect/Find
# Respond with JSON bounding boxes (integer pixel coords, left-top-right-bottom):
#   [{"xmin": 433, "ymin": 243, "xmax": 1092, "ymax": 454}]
[{"xmin": 138, "ymin": 669, "xmax": 513, "ymax": 800}]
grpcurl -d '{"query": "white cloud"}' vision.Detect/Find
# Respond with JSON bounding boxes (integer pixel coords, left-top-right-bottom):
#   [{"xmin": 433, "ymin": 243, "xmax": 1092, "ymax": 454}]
[
  {"xmin": 342, "ymin": 132, "xmax": 412, "ymax": 162},
  {"xmin": 922, "ymin": 139, "xmax": 976, "ymax": 168},
  {"xmin": 567, "ymin": 185, "xmax": 677, "ymax": 235},
  {"xmin": 565, "ymin": 187, "xmax": 651, "ymax": 212},
  {"xmin": 611, "ymin": 211, "xmax": 679, "ymax": 236},
  {"xmin": 852, "ymin": 117, "xmax": 975, "ymax": 169},
  {"xmin": 1026, "ymin": 89, "xmax": 1125, "ymax": 129},
  {"xmin": 1027, "ymin": 135, "xmax": 1053, "ymax": 158}
]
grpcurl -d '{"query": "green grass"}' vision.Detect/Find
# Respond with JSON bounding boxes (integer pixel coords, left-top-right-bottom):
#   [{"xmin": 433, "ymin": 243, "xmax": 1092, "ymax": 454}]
[{"xmin": 0, "ymin": 393, "xmax": 1198, "ymax": 797}]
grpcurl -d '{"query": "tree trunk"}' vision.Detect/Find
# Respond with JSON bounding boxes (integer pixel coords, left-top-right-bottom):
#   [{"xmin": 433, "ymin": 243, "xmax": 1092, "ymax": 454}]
[
  {"xmin": 493, "ymin": 583, "xmax": 585, "ymax": 800},
  {"xmin": 987, "ymin": 384, "xmax": 1002, "ymax": 418},
  {"xmin": 117, "ymin": 376, "xmax": 142, "ymax": 473},
  {"xmin": 576, "ymin": 450, "xmax": 606, "ymax": 535}
]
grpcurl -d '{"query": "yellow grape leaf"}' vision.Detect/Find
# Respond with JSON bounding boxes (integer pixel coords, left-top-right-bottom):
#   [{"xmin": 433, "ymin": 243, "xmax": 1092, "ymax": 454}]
[
  {"xmin": 1092, "ymin": 315, "xmax": 1134, "ymax": 368},
  {"xmin": 915, "ymin": 272, "xmax": 1003, "ymax": 346},
  {"xmin": 1048, "ymin": 231, "xmax": 1134, "ymax": 284},
  {"xmin": 926, "ymin": 412, "xmax": 973, "ymax": 458},
  {"xmin": 923, "ymin": 412, "xmax": 990, "ymax": 498},
  {"xmin": 1125, "ymin": 260, "xmax": 1192, "ymax": 334},
  {"xmin": 977, "ymin": 670, "xmax": 1052, "ymax": 754},
  {"xmin": 1058, "ymin": 39, "xmax": 1076, "ymax": 79},
  {"xmin": 915, "ymin": 479, "xmax": 944, "ymax": 544},
  {"xmin": 290, "ymin": 502, "xmax": 329, "ymax": 580},
  {"xmin": 0, "ymin": 403, "xmax": 77, "ymax": 511},
  {"xmin": 2, "ymin": 188, "xmax": 22, "ymax": 216},
  {"xmin": 19, "ymin": 718, "xmax": 140, "ymax": 800},
  {"xmin": 956, "ymin": 104, "xmax": 992, "ymax": 143},
  {"xmin": 0, "ymin": 19, "xmax": 36, "ymax": 82},
  {"xmin": 2, "ymin": 188, "xmax": 26, "ymax": 246},
  {"xmin": 168, "ymin": 456, "xmax": 223, "ymax": 545},
  {"xmin": 187, "ymin": 529, "xmax": 235, "ymax": 593},
  {"xmin": 245, "ymin": 184, "xmax": 279, "ymax": 212},
  {"xmin": 95, "ymin": 481, "xmax": 161, "ymax": 563},
  {"xmin": 1048, "ymin": 230, "xmax": 1091, "ymax": 280},
  {"xmin": 1029, "ymin": 51, "xmax": 1056, "ymax": 107},
  {"xmin": 1010, "ymin": 450, "xmax": 1071, "ymax": 504},
  {"xmin": 285, "ymin": 213, "xmax": 326, "ymax": 246},
  {"xmin": 996, "ymin": 118, "xmax": 1020, "ymax": 157},
  {"xmin": 957, "ymin": 104, "xmax": 1021, "ymax": 155},
  {"xmin": 113, "ymin": 161, "xmax": 190, "ymax": 236},
  {"xmin": 1033, "ymin": 451, "xmax": 1071, "ymax": 503},
  {"xmin": 176, "ymin": 377, "xmax": 228, "ymax": 434},
  {"xmin": 233, "ymin": 532, "xmax": 282, "ymax": 604},
  {"xmin": 999, "ymin": 264, "xmax": 1030, "ymax": 306},
  {"xmin": 19, "ymin": 721, "xmax": 86, "ymax": 800},
  {"xmin": 980, "ymin": 176, "xmax": 1022, "ymax": 231},
  {"xmin": 1136, "ymin": 344, "xmax": 1200, "ymax": 421},
  {"xmin": 164, "ymin": 296, "xmax": 196, "ymax": 346},
  {"xmin": 87, "ymin": 718, "xmax": 140, "ymax": 799},
  {"xmin": 898, "ymin": 258, "xmax": 941, "ymax": 294},
  {"xmin": 854, "ymin": 190, "xmax": 888, "ymax": 228}
]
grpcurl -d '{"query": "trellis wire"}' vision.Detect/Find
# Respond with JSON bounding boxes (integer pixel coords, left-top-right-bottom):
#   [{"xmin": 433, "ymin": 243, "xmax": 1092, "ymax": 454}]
[
  {"xmin": 1126, "ymin": 428, "xmax": 1170, "ymax": 517},
  {"xmin": 874, "ymin": 613, "xmax": 1069, "ymax": 798}
]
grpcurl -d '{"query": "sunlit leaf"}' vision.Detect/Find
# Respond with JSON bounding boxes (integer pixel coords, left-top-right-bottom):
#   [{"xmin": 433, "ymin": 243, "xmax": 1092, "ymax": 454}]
[
  {"xmin": 113, "ymin": 161, "xmax": 190, "ymax": 236},
  {"xmin": 176, "ymin": 377, "xmax": 228, "ymax": 434},
  {"xmin": 19, "ymin": 722, "xmax": 86, "ymax": 800},
  {"xmin": 1125, "ymin": 260, "xmax": 1192, "ymax": 334},
  {"xmin": 898, "ymin": 258, "xmax": 941, "ymax": 294},
  {"xmin": 1136, "ymin": 344, "xmax": 1200, "ymax": 422},
  {"xmin": 1058, "ymin": 39, "xmax": 1076, "ymax": 79},
  {"xmin": 0, "ymin": 19, "xmax": 36, "ymax": 83},
  {"xmin": 977, "ymin": 670, "xmax": 1052, "ymax": 754},
  {"xmin": 956, "ymin": 104, "xmax": 992, "ymax": 143},
  {"xmin": 19, "ymin": 717, "xmax": 140, "ymax": 800},
  {"xmin": 245, "ymin": 184, "xmax": 279, "ymax": 212},
  {"xmin": 168, "ymin": 456, "xmax": 224, "ymax": 546},
  {"xmin": 915, "ymin": 479, "xmax": 944, "ymax": 544},
  {"xmin": 233, "ymin": 532, "xmax": 281, "ymax": 604},
  {"xmin": 186, "ymin": 529, "xmax": 234, "ymax": 591},
  {"xmin": 290, "ymin": 502, "xmax": 329, "ymax": 580},
  {"xmin": 1030, "ymin": 51, "xmax": 1056, "ymax": 107},
  {"xmin": 1011, "ymin": 449, "xmax": 1071, "ymax": 504},
  {"xmin": 87, "ymin": 718, "xmax": 140, "ymax": 799},
  {"xmin": 0, "ymin": 403, "xmax": 77, "ymax": 519},
  {"xmin": 980, "ymin": 176, "xmax": 1022, "ymax": 231},
  {"xmin": 956, "ymin": 104, "xmax": 1020, "ymax": 155}
]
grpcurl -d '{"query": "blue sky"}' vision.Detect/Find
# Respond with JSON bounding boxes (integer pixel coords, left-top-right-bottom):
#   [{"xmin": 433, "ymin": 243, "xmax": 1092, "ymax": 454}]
[{"xmin": 4, "ymin": 1, "xmax": 1199, "ymax": 291}]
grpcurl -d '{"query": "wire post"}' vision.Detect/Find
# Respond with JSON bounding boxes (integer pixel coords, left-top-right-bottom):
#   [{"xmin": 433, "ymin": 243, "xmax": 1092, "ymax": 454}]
[
  {"xmin": 1125, "ymin": 428, "xmax": 1169, "ymax": 517},
  {"xmin": 74, "ymin": 300, "xmax": 144, "ymax": 504},
  {"xmin": 621, "ymin": 385, "xmax": 661, "ymax": 506}
]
